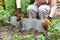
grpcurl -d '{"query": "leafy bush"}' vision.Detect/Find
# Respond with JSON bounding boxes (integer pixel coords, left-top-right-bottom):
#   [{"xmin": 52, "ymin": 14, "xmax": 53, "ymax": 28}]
[
  {"xmin": 36, "ymin": 34, "xmax": 45, "ymax": 40},
  {"xmin": 21, "ymin": 0, "xmax": 30, "ymax": 14},
  {"xmin": 12, "ymin": 34, "xmax": 22, "ymax": 40},
  {"xmin": 4, "ymin": 0, "xmax": 16, "ymax": 16},
  {"xmin": 0, "ymin": 6, "xmax": 10, "ymax": 27},
  {"xmin": 46, "ymin": 19, "xmax": 60, "ymax": 40},
  {"xmin": 23, "ymin": 34, "xmax": 35, "ymax": 40},
  {"xmin": 2, "ymin": 37, "xmax": 8, "ymax": 40}
]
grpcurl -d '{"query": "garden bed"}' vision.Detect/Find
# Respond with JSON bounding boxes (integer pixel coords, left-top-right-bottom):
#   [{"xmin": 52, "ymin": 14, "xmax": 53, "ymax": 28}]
[{"xmin": 0, "ymin": 18, "xmax": 60, "ymax": 40}]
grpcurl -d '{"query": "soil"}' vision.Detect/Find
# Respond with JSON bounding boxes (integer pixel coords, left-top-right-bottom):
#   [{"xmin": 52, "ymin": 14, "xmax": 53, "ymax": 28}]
[{"xmin": 0, "ymin": 25, "xmax": 43, "ymax": 40}]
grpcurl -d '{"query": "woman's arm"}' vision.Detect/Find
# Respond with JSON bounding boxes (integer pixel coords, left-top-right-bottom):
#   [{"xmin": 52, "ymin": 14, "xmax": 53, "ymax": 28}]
[
  {"xmin": 15, "ymin": 0, "xmax": 21, "ymax": 15},
  {"xmin": 49, "ymin": 0, "xmax": 57, "ymax": 18},
  {"xmin": 16, "ymin": 0, "xmax": 21, "ymax": 8}
]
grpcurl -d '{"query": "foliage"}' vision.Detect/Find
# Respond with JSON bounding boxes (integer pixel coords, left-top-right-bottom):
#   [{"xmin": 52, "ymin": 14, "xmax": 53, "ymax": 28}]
[
  {"xmin": 21, "ymin": 0, "xmax": 30, "ymax": 14},
  {"xmin": 30, "ymin": 0, "xmax": 35, "ymax": 4},
  {"xmin": 23, "ymin": 34, "xmax": 35, "ymax": 40},
  {"xmin": 12, "ymin": 34, "xmax": 45, "ymax": 40},
  {"xmin": 36, "ymin": 34, "xmax": 45, "ymax": 40},
  {"xmin": 0, "ymin": 6, "xmax": 10, "ymax": 27},
  {"xmin": 46, "ymin": 18, "xmax": 60, "ymax": 40},
  {"xmin": 12, "ymin": 34, "xmax": 22, "ymax": 40},
  {"xmin": 2, "ymin": 37, "xmax": 8, "ymax": 40},
  {"xmin": 4, "ymin": 0, "xmax": 16, "ymax": 16}
]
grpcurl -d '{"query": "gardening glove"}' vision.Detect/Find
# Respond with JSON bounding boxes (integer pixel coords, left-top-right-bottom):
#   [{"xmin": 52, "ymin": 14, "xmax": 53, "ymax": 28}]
[
  {"xmin": 47, "ymin": 13, "xmax": 57, "ymax": 20},
  {"xmin": 47, "ymin": 16, "xmax": 52, "ymax": 21},
  {"xmin": 15, "ymin": 8, "xmax": 21, "ymax": 16},
  {"xmin": 17, "ymin": 13, "xmax": 24, "ymax": 20},
  {"xmin": 17, "ymin": 8, "xmax": 21, "ymax": 13},
  {"xmin": 14, "ymin": 8, "xmax": 22, "ymax": 21},
  {"xmin": 42, "ymin": 18, "xmax": 51, "ymax": 28}
]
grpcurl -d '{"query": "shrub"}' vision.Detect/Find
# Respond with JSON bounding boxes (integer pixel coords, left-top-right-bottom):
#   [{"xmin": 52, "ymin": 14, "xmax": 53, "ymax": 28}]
[{"xmin": 0, "ymin": 6, "xmax": 10, "ymax": 27}]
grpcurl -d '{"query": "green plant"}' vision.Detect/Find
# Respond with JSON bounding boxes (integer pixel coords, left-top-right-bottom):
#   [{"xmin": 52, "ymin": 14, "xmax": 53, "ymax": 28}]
[
  {"xmin": 23, "ymin": 34, "xmax": 35, "ymax": 40},
  {"xmin": 46, "ymin": 19, "xmax": 60, "ymax": 40},
  {"xmin": 4, "ymin": 0, "xmax": 16, "ymax": 16},
  {"xmin": 36, "ymin": 34, "xmax": 45, "ymax": 40},
  {"xmin": 21, "ymin": 0, "xmax": 30, "ymax": 14},
  {"xmin": 0, "ymin": 6, "xmax": 10, "ymax": 27},
  {"xmin": 2, "ymin": 37, "xmax": 8, "ymax": 40},
  {"xmin": 12, "ymin": 34, "xmax": 22, "ymax": 40}
]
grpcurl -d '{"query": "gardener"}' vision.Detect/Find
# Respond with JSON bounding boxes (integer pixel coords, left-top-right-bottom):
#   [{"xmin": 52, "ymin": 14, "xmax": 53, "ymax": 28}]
[
  {"xmin": 27, "ymin": 0, "xmax": 57, "ymax": 20},
  {"xmin": 15, "ymin": 0, "xmax": 56, "ymax": 32}
]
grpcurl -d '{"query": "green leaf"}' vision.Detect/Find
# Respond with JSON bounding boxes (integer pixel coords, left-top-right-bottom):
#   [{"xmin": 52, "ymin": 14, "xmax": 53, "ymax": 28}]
[
  {"xmin": 36, "ymin": 34, "xmax": 45, "ymax": 40},
  {"xmin": 0, "ymin": 6, "xmax": 10, "ymax": 26},
  {"xmin": 4, "ymin": 0, "xmax": 16, "ymax": 16}
]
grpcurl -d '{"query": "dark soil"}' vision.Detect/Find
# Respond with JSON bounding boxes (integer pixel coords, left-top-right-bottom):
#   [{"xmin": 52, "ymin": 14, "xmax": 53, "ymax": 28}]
[{"xmin": 0, "ymin": 25, "xmax": 43, "ymax": 40}]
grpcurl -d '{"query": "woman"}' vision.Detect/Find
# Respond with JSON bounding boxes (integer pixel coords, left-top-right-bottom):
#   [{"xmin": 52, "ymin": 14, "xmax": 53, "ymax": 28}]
[{"xmin": 27, "ymin": 0, "xmax": 57, "ymax": 19}]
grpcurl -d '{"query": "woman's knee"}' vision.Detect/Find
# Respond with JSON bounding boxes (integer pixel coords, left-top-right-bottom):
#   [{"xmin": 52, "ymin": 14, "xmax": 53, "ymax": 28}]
[
  {"xmin": 27, "ymin": 5, "xmax": 34, "ymax": 11},
  {"xmin": 27, "ymin": 5, "xmax": 38, "ymax": 12},
  {"xmin": 38, "ymin": 5, "xmax": 50, "ymax": 19},
  {"xmin": 38, "ymin": 5, "xmax": 50, "ymax": 13}
]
